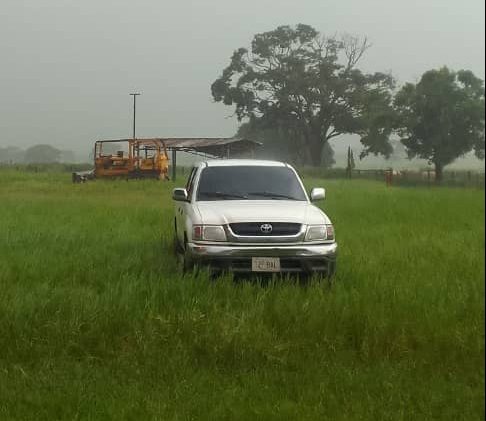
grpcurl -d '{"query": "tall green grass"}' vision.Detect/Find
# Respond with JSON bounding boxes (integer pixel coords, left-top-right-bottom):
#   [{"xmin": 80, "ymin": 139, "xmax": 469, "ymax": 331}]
[{"xmin": 0, "ymin": 170, "xmax": 484, "ymax": 420}]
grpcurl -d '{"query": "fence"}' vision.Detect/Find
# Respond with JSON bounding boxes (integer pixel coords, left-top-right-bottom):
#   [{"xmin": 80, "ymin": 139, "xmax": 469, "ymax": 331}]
[
  {"xmin": 300, "ymin": 167, "xmax": 485, "ymax": 188},
  {"xmin": 0, "ymin": 163, "xmax": 93, "ymax": 173},
  {"xmin": 177, "ymin": 165, "xmax": 485, "ymax": 188},
  {"xmin": 1, "ymin": 162, "xmax": 484, "ymax": 188}
]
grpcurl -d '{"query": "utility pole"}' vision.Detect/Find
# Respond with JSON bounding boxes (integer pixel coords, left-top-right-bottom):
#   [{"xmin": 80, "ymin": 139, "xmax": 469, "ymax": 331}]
[{"xmin": 129, "ymin": 93, "xmax": 141, "ymax": 139}]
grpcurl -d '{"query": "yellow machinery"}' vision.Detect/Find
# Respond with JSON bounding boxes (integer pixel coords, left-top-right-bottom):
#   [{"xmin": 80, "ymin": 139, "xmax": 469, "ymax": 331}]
[
  {"xmin": 72, "ymin": 136, "xmax": 261, "ymax": 183},
  {"xmin": 92, "ymin": 138, "xmax": 169, "ymax": 180}
]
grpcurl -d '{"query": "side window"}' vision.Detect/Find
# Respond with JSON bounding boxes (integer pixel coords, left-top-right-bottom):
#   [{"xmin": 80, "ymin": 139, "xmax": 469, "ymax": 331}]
[{"xmin": 185, "ymin": 167, "xmax": 197, "ymax": 198}]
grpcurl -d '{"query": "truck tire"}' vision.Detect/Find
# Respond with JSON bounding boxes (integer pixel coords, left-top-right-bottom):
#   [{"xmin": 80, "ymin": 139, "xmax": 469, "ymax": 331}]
[
  {"xmin": 180, "ymin": 246, "xmax": 194, "ymax": 274},
  {"xmin": 327, "ymin": 260, "xmax": 337, "ymax": 280}
]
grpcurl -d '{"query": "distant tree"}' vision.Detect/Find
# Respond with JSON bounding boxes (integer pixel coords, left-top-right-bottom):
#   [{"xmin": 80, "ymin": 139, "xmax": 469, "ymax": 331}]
[
  {"xmin": 237, "ymin": 121, "xmax": 292, "ymax": 162},
  {"xmin": 321, "ymin": 142, "xmax": 336, "ymax": 169},
  {"xmin": 60, "ymin": 150, "xmax": 75, "ymax": 163},
  {"xmin": 237, "ymin": 120, "xmax": 335, "ymax": 168},
  {"xmin": 389, "ymin": 139, "xmax": 407, "ymax": 158},
  {"xmin": 0, "ymin": 146, "xmax": 25, "ymax": 163},
  {"xmin": 211, "ymin": 24, "xmax": 396, "ymax": 166},
  {"xmin": 24, "ymin": 144, "xmax": 61, "ymax": 164},
  {"xmin": 346, "ymin": 146, "xmax": 356, "ymax": 178},
  {"xmin": 394, "ymin": 67, "xmax": 485, "ymax": 182}
]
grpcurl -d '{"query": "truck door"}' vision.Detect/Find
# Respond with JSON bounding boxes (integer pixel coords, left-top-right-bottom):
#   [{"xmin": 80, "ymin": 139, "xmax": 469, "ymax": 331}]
[{"xmin": 176, "ymin": 167, "xmax": 197, "ymax": 245}]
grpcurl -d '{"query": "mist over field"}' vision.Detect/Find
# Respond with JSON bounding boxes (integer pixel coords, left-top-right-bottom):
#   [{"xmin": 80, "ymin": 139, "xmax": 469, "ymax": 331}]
[{"xmin": 0, "ymin": 0, "xmax": 484, "ymax": 168}]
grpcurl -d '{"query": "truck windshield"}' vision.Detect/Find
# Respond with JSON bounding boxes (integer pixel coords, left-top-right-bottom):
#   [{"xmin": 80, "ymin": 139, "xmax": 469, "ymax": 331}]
[{"xmin": 196, "ymin": 166, "xmax": 307, "ymax": 201}]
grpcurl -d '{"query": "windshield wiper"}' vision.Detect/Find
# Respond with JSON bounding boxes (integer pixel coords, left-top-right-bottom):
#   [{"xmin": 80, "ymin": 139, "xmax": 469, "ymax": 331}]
[
  {"xmin": 247, "ymin": 191, "xmax": 299, "ymax": 200},
  {"xmin": 199, "ymin": 191, "xmax": 248, "ymax": 200}
]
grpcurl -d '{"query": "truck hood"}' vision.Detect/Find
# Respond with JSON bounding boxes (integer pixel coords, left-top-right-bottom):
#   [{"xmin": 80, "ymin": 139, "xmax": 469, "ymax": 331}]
[{"xmin": 195, "ymin": 200, "xmax": 331, "ymax": 225}]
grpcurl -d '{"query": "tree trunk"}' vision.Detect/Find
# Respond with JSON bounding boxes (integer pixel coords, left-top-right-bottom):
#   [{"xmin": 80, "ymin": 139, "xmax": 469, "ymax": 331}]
[
  {"xmin": 434, "ymin": 161, "xmax": 444, "ymax": 184},
  {"xmin": 306, "ymin": 136, "xmax": 323, "ymax": 167}
]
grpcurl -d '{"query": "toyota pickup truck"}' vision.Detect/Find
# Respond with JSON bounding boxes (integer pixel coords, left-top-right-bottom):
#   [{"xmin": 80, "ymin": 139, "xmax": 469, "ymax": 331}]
[{"xmin": 172, "ymin": 159, "xmax": 337, "ymax": 277}]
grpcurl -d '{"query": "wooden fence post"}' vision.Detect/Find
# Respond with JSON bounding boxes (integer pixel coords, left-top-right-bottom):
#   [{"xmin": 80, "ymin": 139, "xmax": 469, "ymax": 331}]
[{"xmin": 385, "ymin": 169, "xmax": 393, "ymax": 187}]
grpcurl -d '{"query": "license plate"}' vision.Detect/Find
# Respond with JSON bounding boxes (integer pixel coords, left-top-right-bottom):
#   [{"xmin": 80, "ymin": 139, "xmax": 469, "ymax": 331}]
[{"xmin": 252, "ymin": 257, "xmax": 280, "ymax": 272}]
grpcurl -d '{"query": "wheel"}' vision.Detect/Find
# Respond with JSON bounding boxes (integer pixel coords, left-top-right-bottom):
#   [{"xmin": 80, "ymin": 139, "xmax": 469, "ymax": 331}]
[
  {"xmin": 173, "ymin": 236, "xmax": 181, "ymax": 255},
  {"xmin": 175, "ymin": 232, "xmax": 194, "ymax": 274},
  {"xmin": 180, "ymin": 244, "xmax": 194, "ymax": 274},
  {"xmin": 326, "ymin": 260, "xmax": 337, "ymax": 282},
  {"xmin": 173, "ymin": 219, "xmax": 184, "ymax": 254}
]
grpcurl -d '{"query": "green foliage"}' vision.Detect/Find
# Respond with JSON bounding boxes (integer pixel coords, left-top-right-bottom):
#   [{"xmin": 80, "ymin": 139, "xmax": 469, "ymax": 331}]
[
  {"xmin": 60, "ymin": 149, "xmax": 75, "ymax": 162},
  {"xmin": 237, "ymin": 120, "xmax": 335, "ymax": 168},
  {"xmin": 0, "ymin": 170, "xmax": 484, "ymax": 419},
  {"xmin": 212, "ymin": 24, "xmax": 396, "ymax": 166},
  {"xmin": 237, "ymin": 121, "xmax": 290, "ymax": 161},
  {"xmin": 394, "ymin": 67, "xmax": 485, "ymax": 181},
  {"xmin": 23, "ymin": 144, "xmax": 61, "ymax": 164},
  {"xmin": 0, "ymin": 146, "xmax": 24, "ymax": 163},
  {"xmin": 346, "ymin": 146, "xmax": 356, "ymax": 176},
  {"xmin": 1, "ymin": 146, "xmax": 77, "ymax": 164},
  {"xmin": 321, "ymin": 141, "xmax": 336, "ymax": 169},
  {"xmin": 0, "ymin": 162, "xmax": 92, "ymax": 173}
]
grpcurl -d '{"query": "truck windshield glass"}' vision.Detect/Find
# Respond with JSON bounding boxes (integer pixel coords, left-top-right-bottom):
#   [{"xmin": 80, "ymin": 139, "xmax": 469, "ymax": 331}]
[{"xmin": 196, "ymin": 166, "xmax": 307, "ymax": 201}]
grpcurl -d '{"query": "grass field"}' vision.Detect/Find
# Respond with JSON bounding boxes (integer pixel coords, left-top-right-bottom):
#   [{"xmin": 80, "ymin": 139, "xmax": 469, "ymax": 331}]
[{"xmin": 0, "ymin": 170, "xmax": 484, "ymax": 420}]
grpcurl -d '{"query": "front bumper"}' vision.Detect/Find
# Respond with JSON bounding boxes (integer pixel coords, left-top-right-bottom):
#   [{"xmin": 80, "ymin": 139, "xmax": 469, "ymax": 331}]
[{"xmin": 186, "ymin": 242, "xmax": 337, "ymax": 275}]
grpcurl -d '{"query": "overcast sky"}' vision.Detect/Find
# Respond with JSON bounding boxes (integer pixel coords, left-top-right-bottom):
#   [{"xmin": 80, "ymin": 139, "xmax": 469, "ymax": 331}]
[{"xmin": 0, "ymin": 0, "xmax": 484, "ymax": 157}]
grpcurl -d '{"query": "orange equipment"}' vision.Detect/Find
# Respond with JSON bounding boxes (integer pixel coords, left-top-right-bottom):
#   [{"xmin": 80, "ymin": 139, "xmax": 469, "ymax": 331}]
[{"xmin": 93, "ymin": 139, "xmax": 169, "ymax": 180}]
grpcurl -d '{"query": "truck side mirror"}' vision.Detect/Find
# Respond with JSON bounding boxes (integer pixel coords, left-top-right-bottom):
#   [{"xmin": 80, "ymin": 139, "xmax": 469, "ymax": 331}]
[
  {"xmin": 172, "ymin": 188, "xmax": 189, "ymax": 202},
  {"xmin": 310, "ymin": 187, "xmax": 325, "ymax": 201}
]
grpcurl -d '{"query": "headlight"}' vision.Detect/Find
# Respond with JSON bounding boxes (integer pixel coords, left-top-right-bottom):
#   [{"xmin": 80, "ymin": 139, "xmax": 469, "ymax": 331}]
[
  {"xmin": 193, "ymin": 225, "xmax": 227, "ymax": 242},
  {"xmin": 305, "ymin": 224, "xmax": 334, "ymax": 241}
]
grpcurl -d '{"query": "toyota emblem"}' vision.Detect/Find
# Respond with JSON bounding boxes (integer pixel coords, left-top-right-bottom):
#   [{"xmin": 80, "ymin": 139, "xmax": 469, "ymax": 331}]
[{"xmin": 260, "ymin": 223, "xmax": 273, "ymax": 234}]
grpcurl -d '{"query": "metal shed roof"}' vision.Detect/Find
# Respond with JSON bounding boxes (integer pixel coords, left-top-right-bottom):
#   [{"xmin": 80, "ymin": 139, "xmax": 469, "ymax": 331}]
[
  {"xmin": 163, "ymin": 137, "xmax": 262, "ymax": 157},
  {"xmin": 99, "ymin": 137, "xmax": 262, "ymax": 157}
]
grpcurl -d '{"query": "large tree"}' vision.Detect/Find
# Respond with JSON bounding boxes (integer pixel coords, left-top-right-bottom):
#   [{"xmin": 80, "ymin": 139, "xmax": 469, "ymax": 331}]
[
  {"xmin": 24, "ymin": 144, "xmax": 61, "ymax": 164},
  {"xmin": 237, "ymin": 120, "xmax": 335, "ymax": 168},
  {"xmin": 394, "ymin": 67, "xmax": 485, "ymax": 181},
  {"xmin": 211, "ymin": 24, "xmax": 396, "ymax": 166}
]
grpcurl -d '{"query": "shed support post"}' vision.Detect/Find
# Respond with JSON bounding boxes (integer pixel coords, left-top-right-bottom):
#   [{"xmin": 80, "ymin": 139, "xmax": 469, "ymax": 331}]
[{"xmin": 171, "ymin": 149, "xmax": 177, "ymax": 181}]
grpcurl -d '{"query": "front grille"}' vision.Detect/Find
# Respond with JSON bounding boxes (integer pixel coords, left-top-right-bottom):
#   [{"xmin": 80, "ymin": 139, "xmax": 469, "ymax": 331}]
[{"xmin": 229, "ymin": 222, "xmax": 301, "ymax": 236}]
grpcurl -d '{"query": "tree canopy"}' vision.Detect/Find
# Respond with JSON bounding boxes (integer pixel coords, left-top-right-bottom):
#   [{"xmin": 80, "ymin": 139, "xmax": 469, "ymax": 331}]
[
  {"xmin": 211, "ymin": 24, "xmax": 396, "ymax": 166},
  {"xmin": 394, "ymin": 67, "xmax": 485, "ymax": 181},
  {"xmin": 237, "ymin": 120, "xmax": 335, "ymax": 168},
  {"xmin": 24, "ymin": 144, "xmax": 61, "ymax": 164}
]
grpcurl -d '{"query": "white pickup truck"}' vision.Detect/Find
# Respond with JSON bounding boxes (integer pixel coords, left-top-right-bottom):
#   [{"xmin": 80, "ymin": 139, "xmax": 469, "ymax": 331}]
[{"xmin": 172, "ymin": 159, "xmax": 337, "ymax": 277}]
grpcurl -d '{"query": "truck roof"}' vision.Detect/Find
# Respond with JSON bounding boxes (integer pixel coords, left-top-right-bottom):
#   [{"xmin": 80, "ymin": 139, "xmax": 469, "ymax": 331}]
[{"xmin": 200, "ymin": 159, "xmax": 288, "ymax": 168}]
